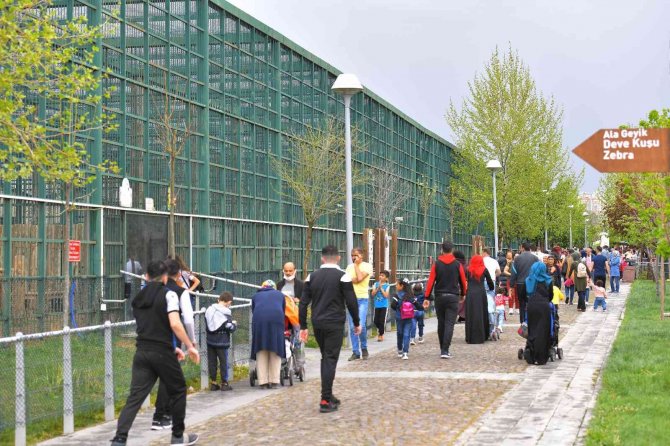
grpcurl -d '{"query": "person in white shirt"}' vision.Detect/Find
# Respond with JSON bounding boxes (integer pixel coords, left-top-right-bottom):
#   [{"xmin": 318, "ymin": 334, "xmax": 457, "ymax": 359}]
[{"xmin": 482, "ymin": 249, "xmax": 501, "ymax": 339}]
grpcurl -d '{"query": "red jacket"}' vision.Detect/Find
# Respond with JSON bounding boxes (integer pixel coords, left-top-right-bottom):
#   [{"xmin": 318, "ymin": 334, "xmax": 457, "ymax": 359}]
[{"xmin": 425, "ymin": 254, "xmax": 468, "ymax": 298}]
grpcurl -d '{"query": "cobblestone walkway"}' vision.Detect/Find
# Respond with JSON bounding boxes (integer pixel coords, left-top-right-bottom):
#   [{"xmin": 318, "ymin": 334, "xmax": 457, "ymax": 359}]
[{"xmin": 40, "ymin": 289, "xmax": 623, "ymax": 446}]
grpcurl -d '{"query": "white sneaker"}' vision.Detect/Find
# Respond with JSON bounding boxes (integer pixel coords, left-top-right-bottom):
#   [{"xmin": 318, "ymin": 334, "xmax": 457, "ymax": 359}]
[
  {"xmin": 397, "ymin": 351, "xmax": 403, "ymax": 358},
  {"xmin": 509, "ymin": 309, "xmax": 514, "ymax": 315},
  {"xmin": 498, "ymin": 327, "xmax": 503, "ymax": 333},
  {"xmin": 410, "ymin": 338, "xmax": 416, "ymax": 346},
  {"xmin": 402, "ymin": 353, "xmax": 408, "ymax": 360},
  {"xmin": 418, "ymin": 337, "xmax": 425, "ymax": 344}
]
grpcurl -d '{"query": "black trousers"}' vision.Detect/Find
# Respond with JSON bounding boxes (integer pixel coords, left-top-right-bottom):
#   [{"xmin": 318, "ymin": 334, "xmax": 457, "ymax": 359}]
[
  {"xmin": 594, "ymin": 275, "xmax": 607, "ymax": 288},
  {"xmin": 516, "ymin": 283, "xmax": 528, "ymax": 324},
  {"xmin": 313, "ymin": 325, "xmax": 344, "ymax": 402},
  {"xmin": 116, "ymin": 349, "xmax": 186, "ymax": 440},
  {"xmin": 434, "ymin": 293, "xmax": 459, "ymax": 353},
  {"xmin": 373, "ymin": 308, "xmax": 387, "ymax": 336},
  {"xmin": 207, "ymin": 345, "xmax": 229, "ymax": 383}
]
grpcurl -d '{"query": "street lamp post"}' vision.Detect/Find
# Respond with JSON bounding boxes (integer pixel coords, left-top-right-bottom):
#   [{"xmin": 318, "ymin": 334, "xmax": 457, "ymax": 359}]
[
  {"xmin": 542, "ymin": 189, "xmax": 548, "ymax": 251},
  {"xmin": 486, "ymin": 160, "xmax": 502, "ymax": 256},
  {"xmin": 568, "ymin": 204, "xmax": 574, "ymax": 248},
  {"xmin": 332, "ymin": 74, "xmax": 363, "ymax": 256},
  {"xmin": 583, "ymin": 211, "xmax": 589, "ymax": 247}
]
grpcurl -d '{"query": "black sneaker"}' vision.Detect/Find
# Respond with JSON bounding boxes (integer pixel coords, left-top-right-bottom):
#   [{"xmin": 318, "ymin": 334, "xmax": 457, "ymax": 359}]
[
  {"xmin": 348, "ymin": 353, "xmax": 361, "ymax": 361},
  {"xmin": 220, "ymin": 382, "xmax": 233, "ymax": 391},
  {"xmin": 331, "ymin": 395, "xmax": 341, "ymax": 406},
  {"xmin": 361, "ymin": 348, "xmax": 369, "ymax": 359},
  {"xmin": 209, "ymin": 383, "xmax": 221, "ymax": 391},
  {"xmin": 110, "ymin": 436, "xmax": 127, "ymax": 446},
  {"xmin": 171, "ymin": 432, "xmax": 199, "ymax": 445},
  {"xmin": 151, "ymin": 416, "xmax": 172, "ymax": 430},
  {"xmin": 319, "ymin": 399, "xmax": 339, "ymax": 413},
  {"xmin": 440, "ymin": 351, "xmax": 452, "ymax": 359}
]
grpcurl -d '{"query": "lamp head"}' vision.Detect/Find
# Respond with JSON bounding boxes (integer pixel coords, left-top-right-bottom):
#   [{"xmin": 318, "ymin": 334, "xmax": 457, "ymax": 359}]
[
  {"xmin": 582, "ymin": 211, "xmax": 589, "ymax": 217},
  {"xmin": 486, "ymin": 159, "xmax": 502, "ymax": 171},
  {"xmin": 568, "ymin": 205, "xmax": 574, "ymax": 209},
  {"xmin": 332, "ymin": 73, "xmax": 363, "ymax": 96},
  {"xmin": 394, "ymin": 216, "xmax": 404, "ymax": 223}
]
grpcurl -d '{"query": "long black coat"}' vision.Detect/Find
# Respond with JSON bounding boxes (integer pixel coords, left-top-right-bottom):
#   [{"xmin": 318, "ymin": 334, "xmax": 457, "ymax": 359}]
[
  {"xmin": 526, "ymin": 282, "xmax": 554, "ymax": 365},
  {"xmin": 465, "ymin": 269, "xmax": 494, "ymax": 344}
]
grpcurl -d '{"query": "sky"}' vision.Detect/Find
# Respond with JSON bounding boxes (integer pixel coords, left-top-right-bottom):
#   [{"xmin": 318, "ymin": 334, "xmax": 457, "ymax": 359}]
[{"xmin": 227, "ymin": 0, "xmax": 670, "ymax": 194}]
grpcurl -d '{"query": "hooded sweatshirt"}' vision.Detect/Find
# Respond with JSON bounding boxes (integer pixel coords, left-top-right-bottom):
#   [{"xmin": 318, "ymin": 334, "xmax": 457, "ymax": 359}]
[
  {"xmin": 132, "ymin": 281, "xmax": 180, "ymax": 352},
  {"xmin": 205, "ymin": 303, "xmax": 237, "ymax": 348},
  {"xmin": 425, "ymin": 253, "xmax": 468, "ymax": 298}
]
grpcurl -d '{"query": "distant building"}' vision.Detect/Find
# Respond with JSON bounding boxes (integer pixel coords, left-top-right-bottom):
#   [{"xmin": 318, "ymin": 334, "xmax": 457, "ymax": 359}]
[{"xmin": 580, "ymin": 193, "xmax": 603, "ymax": 214}]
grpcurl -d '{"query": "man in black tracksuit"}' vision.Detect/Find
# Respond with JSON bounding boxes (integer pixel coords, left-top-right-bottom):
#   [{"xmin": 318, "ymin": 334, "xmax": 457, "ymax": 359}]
[
  {"xmin": 424, "ymin": 241, "xmax": 468, "ymax": 359},
  {"xmin": 111, "ymin": 261, "xmax": 200, "ymax": 446},
  {"xmin": 511, "ymin": 242, "xmax": 539, "ymax": 324},
  {"xmin": 299, "ymin": 245, "xmax": 360, "ymax": 413}
]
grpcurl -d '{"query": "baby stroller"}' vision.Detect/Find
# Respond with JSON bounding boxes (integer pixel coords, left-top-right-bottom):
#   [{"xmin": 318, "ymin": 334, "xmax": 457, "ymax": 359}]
[
  {"xmin": 281, "ymin": 329, "xmax": 306, "ymax": 385},
  {"xmin": 517, "ymin": 302, "xmax": 563, "ymax": 363}
]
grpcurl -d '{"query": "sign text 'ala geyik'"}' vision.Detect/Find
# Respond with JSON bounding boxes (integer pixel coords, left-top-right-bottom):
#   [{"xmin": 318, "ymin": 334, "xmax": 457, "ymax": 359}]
[{"xmin": 572, "ymin": 128, "xmax": 670, "ymax": 173}]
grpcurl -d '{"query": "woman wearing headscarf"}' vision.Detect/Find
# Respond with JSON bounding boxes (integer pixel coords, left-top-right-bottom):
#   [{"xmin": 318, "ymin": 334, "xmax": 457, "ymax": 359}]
[
  {"xmin": 524, "ymin": 261, "xmax": 554, "ymax": 365},
  {"xmin": 568, "ymin": 252, "xmax": 588, "ymax": 311},
  {"xmin": 251, "ymin": 280, "xmax": 286, "ymax": 389},
  {"xmin": 465, "ymin": 255, "xmax": 495, "ymax": 344},
  {"xmin": 609, "ymin": 250, "xmax": 621, "ymax": 293}
]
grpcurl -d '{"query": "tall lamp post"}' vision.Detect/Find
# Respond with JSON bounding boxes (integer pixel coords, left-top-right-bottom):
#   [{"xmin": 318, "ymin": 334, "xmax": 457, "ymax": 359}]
[
  {"xmin": 486, "ymin": 160, "xmax": 502, "ymax": 256},
  {"xmin": 568, "ymin": 204, "xmax": 574, "ymax": 248},
  {"xmin": 542, "ymin": 189, "xmax": 549, "ymax": 251},
  {"xmin": 583, "ymin": 211, "xmax": 589, "ymax": 247},
  {"xmin": 332, "ymin": 74, "xmax": 363, "ymax": 257}
]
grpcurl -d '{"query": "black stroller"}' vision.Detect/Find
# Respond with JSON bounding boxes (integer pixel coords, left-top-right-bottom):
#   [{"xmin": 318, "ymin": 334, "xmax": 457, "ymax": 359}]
[{"xmin": 517, "ymin": 301, "xmax": 563, "ymax": 363}]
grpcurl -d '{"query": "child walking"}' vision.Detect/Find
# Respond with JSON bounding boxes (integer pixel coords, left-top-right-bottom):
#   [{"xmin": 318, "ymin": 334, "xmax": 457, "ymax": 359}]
[
  {"xmin": 591, "ymin": 279, "xmax": 608, "ymax": 312},
  {"xmin": 205, "ymin": 292, "xmax": 237, "ymax": 391},
  {"xmin": 410, "ymin": 283, "xmax": 426, "ymax": 345},
  {"xmin": 390, "ymin": 278, "xmax": 421, "ymax": 360},
  {"xmin": 494, "ymin": 286, "xmax": 508, "ymax": 336},
  {"xmin": 371, "ymin": 270, "xmax": 391, "ymax": 342}
]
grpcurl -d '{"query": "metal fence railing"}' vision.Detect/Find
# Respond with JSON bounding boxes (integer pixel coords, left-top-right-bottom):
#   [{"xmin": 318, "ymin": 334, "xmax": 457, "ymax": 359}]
[{"xmin": 0, "ymin": 302, "xmax": 252, "ymax": 446}]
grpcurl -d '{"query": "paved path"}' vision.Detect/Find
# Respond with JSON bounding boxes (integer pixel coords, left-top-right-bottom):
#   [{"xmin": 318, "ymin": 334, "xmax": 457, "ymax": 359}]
[
  {"xmin": 457, "ymin": 283, "xmax": 629, "ymax": 446},
  {"xmin": 40, "ymin": 286, "xmax": 627, "ymax": 445}
]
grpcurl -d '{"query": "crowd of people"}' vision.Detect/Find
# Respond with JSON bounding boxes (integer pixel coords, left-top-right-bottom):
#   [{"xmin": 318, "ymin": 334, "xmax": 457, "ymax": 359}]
[{"xmin": 111, "ymin": 240, "xmax": 634, "ymax": 444}]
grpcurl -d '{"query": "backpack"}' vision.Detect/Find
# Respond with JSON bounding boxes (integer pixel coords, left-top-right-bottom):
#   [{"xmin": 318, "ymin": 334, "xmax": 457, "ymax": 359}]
[
  {"xmin": 400, "ymin": 300, "xmax": 415, "ymax": 320},
  {"xmin": 577, "ymin": 262, "xmax": 587, "ymax": 278}
]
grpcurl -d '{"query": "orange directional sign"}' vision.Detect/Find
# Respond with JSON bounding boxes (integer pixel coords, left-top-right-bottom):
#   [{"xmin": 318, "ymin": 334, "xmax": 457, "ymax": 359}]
[{"xmin": 572, "ymin": 128, "xmax": 670, "ymax": 173}]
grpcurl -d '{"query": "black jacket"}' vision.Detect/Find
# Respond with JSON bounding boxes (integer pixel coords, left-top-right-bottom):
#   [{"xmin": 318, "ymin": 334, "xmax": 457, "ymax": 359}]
[
  {"xmin": 276, "ymin": 277, "xmax": 304, "ymax": 299},
  {"xmin": 299, "ymin": 264, "xmax": 359, "ymax": 330},
  {"xmin": 511, "ymin": 252, "xmax": 539, "ymax": 285},
  {"xmin": 425, "ymin": 253, "xmax": 468, "ymax": 298},
  {"xmin": 132, "ymin": 281, "xmax": 179, "ymax": 352}
]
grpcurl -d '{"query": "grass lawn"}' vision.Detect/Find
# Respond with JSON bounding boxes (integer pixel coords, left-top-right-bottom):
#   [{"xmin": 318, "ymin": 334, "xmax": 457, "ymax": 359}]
[{"xmin": 587, "ymin": 280, "xmax": 670, "ymax": 445}]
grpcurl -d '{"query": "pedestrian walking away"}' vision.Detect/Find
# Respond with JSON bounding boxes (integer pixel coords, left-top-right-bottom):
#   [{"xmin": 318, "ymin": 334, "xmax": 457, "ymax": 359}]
[
  {"xmin": 510, "ymin": 242, "xmax": 537, "ymax": 324},
  {"xmin": 250, "ymin": 280, "xmax": 286, "ymax": 389},
  {"xmin": 151, "ymin": 259, "xmax": 197, "ymax": 431},
  {"xmin": 346, "ymin": 247, "xmax": 373, "ymax": 360},
  {"xmin": 111, "ymin": 260, "xmax": 200, "ymax": 446},
  {"xmin": 300, "ymin": 245, "xmax": 360, "ymax": 413},
  {"xmin": 205, "ymin": 292, "xmax": 237, "ymax": 391},
  {"xmin": 424, "ymin": 241, "xmax": 468, "ymax": 359},
  {"xmin": 410, "ymin": 283, "xmax": 426, "ymax": 344},
  {"xmin": 568, "ymin": 252, "xmax": 589, "ymax": 312},
  {"xmin": 465, "ymin": 255, "xmax": 495, "ymax": 344}
]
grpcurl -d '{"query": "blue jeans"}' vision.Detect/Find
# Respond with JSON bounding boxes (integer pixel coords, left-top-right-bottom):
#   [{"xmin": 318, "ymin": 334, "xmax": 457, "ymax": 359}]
[
  {"xmin": 593, "ymin": 297, "xmax": 607, "ymax": 311},
  {"xmin": 411, "ymin": 311, "xmax": 425, "ymax": 338},
  {"xmin": 495, "ymin": 309, "xmax": 505, "ymax": 330},
  {"xmin": 610, "ymin": 276, "xmax": 620, "ymax": 293},
  {"xmin": 396, "ymin": 318, "xmax": 412, "ymax": 353},
  {"xmin": 348, "ymin": 298, "xmax": 368, "ymax": 355},
  {"xmin": 564, "ymin": 285, "xmax": 575, "ymax": 303}
]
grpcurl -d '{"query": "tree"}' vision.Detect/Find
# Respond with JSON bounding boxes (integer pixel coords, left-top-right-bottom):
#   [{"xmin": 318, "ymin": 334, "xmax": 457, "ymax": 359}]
[
  {"xmin": 446, "ymin": 46, "xmax": 573, "ymax": 248},
  {"xmin": 417, "ymin": 176, "xmax": 437, "ymax": 273},
  {"xmin": 152, "ymin": 71, "xmax": 197, "ymax": 258},
  {"xmin": 273, "ymin": 119, "xmax": 363, "ymax": 277},
  {"xmin": 366, "ymin": 162, "xmax": 410, "ymax": 230},
  {"xmin": 0, "ymin": 0, "xmax": 117, "ymax": 326}
]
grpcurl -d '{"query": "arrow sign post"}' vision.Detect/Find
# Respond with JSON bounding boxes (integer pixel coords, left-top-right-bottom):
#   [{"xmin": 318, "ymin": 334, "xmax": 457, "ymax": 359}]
[{"xmin": 572, "ymin": 128, "xmax": 670, "ymax": 173}]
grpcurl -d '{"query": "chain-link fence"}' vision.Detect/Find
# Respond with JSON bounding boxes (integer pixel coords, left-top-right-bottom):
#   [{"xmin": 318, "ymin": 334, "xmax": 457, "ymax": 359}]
[{"xmin": 0, "ymin": 304, "xmax": 251, "ymax": 446}]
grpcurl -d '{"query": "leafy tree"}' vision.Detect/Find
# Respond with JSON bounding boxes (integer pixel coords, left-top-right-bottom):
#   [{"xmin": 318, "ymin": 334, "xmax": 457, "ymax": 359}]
[
  {"xmin": 0, "ymin": 0, "xmax": 117, "ymax": 326},
  {"xmin": 446, "ymin": 46, "xmax": 574, "ymax": 249},
  {"xmin": 273, "ymin": 119, "xmax": 364, "ymax": 277}
]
